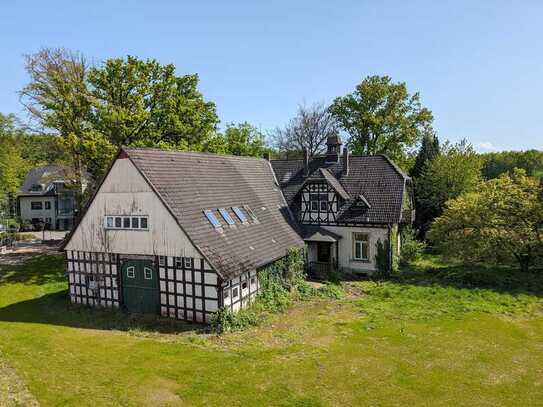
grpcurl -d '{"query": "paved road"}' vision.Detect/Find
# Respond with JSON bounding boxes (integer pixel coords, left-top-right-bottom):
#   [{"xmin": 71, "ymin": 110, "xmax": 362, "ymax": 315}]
[{"xmin": 27, "ymin": 231, "xmax": 68, "ymax": 241}]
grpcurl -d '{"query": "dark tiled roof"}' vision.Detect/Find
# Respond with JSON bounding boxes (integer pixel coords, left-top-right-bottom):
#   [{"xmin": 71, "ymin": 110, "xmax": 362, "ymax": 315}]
[
  {"xmin": 19, "ymin": 165, "xmax": 72, "ymax": 196},
  {"xmin": 271, "ymin": 155, "xmax": 408, "ymax": 224},
  {"xmin": 302, "ymin": 225, "xmax": 342, "ymax": 242},
  {"xmin": 125, "ymin": 148, "xmax": 304, "ymax": 280}
]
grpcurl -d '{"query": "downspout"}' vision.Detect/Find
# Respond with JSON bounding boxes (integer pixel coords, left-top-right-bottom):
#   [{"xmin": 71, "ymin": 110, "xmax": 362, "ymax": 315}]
[
  {"xmin": 335, "ymin": 240, "xmax": 339, "ymax": 272},
  {"xmin": 388, "ymin": 224, "xmax": 392, "ymax": 273}
]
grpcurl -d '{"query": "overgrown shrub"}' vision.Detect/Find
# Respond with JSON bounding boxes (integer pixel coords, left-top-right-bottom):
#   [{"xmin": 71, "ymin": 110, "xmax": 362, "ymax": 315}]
[
  {"xmin": 375, "ymin": 238, "xmax": 391, "ymax": 276},
  {"xmin": 400, "ymin": 227, "xmax": 426, "ymax": 265},
  {"xmin": 211, "ymin": 247, "xmax": 344, "ymax": 333}
]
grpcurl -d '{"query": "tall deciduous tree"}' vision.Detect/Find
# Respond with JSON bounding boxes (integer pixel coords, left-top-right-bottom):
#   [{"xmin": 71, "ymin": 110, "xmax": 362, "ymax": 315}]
[
  {"xmin": 205, "ymin": 122, "xmax": 271, "ymax": 157},
  {"xmin": 329, "ymin": 75, "xmax": 434, "ymax": 161},
  {"xmin": 87, "ymin": 56, "xmax": 218, "ymax": 150},
  {"xmin": 416, "ymin": 140, "xmax": 482, "ymax": 235},
  {"xmin": 20, "ymin": 50, "xmax": 219, "ymax": 184},
  {"xmin": 428, "ymin": 169, "xmax": 543, "ymax": 272},
  {"xmin": 20, "ymin": 48, "xmax": 91, "ymax": 200},
  {"xmin": 273, "ymin": 103, "xmax": 338, "ymax": 158},
  {"xmin": 0, "ymin": 114, "xmax": 28, "ymax": 199}
]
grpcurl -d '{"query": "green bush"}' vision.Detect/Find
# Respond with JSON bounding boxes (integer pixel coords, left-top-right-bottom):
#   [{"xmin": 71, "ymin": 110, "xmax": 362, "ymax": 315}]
[
  {"xmin": 400, "ymin": 227, "xmax": 426, "ymax": 265},
  {"xmin": 375, "ymin": 238, "xmax": 391, "ymax": 276},
  {"xmin": 211, "ymin": 248, "xmax": 344, "ymax": 333}
]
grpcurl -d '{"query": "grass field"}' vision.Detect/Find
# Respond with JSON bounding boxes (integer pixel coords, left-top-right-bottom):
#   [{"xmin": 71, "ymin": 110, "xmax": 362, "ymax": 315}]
[{"xmin": 0, "ymin": 252, "xmax": 542, "ymax": 406}]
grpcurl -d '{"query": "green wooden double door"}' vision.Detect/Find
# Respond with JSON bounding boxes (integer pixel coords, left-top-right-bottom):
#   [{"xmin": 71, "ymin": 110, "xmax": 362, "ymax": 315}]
[{"xmin": 121, "ymin": 260, "xmax": 159, "ymax": 314}]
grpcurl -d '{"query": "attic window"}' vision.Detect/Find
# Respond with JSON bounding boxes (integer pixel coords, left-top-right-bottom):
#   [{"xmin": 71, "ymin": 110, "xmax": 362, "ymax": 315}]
[
  {"xmin": 243, "ymin": 205, "xmax": 258, "ymax": 223},
  {"xmin": 232, "ymin": 207, "xmax": 248, "ymax": 224},
  {"xmin": 204, "ymin": 210, "xmax": 221, "ymax": 228},
  {"xmin": 218, "ymin": 208, "xmax": 235, "ymax": 225}
]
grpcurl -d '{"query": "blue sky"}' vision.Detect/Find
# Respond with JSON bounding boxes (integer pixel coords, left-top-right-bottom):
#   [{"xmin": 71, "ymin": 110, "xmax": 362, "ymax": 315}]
[{"xmin": 1, "ymin": 1, "xmax": 542, "ymax": 151}]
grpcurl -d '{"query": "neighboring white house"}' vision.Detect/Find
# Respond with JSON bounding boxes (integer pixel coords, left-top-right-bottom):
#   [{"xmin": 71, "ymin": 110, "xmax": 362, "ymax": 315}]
[
  {"xmin": 18, "ymin": 165, "xmax": 82, "ymax": 231},
  {"xmin": 61, "ymin": 148, "xmax": 304, "ymax": 323},
  {"xmin": 271, "ymin": 136, "xmax": 413, "ymax": 277}
]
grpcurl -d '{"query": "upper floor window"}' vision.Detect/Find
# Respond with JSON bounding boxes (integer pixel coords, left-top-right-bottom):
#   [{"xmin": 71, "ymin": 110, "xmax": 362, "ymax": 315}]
[
  {"xmin": 45, "ymin": 201, "xmax": 51, "ymax": 210},
  {"xmin": 309, "ymin": 193, "xmax": 328, "ymax": 211},
  {"xmin": 104, "ymin": 215, "xmax": 149, "ymax": 230},
  {"xmin": 31, "ymin": 201, "xmax": 43, "ymax": 210},
  {"xmin": 353, "ymin": 233, "xmax": 369, "ymax": 261}
]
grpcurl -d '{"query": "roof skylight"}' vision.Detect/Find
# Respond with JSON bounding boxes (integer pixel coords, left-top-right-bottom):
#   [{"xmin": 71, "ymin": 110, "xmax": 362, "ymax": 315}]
[
  {"xmin": 243, "ymin": 205, "xmax": 259, "ymax": 223},
  {"xmin": 204, "ymin": 210, "xmax": 221, "ymax": 228},
  {"xmin": 218, "ymin": 208, "xmax": 235, "ymax": 225},
  {"xmin": 232, "ymin": 206, "xmax": 248, "ymax": 223}
]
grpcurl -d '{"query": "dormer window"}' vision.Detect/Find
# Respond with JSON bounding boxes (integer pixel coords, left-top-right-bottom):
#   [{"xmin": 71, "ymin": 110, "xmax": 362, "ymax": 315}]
[{"xmin": 310, "ymin": 193, "xmax": 328, "ymax": 211}]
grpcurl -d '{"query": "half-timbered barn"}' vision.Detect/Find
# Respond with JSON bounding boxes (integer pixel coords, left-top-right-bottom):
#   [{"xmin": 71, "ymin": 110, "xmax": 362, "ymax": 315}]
[
  {"xmin": 61, "ymin": 147, "xmax": 303, "ymax": 323},
  {"xmin": 271, "ymin": 135, "xmax": 414, "ymax": 278}
]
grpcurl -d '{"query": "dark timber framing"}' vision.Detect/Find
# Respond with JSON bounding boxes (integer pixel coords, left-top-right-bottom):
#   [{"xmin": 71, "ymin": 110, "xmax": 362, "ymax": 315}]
[
  {"xmin": 300, "ymin": 182, "xmax": 340, "ymax": 224},
  {"xmin": 66, "ymin": 250, "xmax": 120, "ymax": 308}
]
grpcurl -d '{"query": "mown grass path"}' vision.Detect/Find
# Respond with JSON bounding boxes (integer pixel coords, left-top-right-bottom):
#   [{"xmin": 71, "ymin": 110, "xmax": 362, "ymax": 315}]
[{"xmin": 0, "ymin": 252, "xmax": 542, "ymax": 406}]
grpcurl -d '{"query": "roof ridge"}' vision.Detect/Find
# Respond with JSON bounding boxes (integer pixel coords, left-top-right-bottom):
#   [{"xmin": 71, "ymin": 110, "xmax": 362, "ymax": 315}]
[{"xmin": 122, "ymin": 146, "xmax": 267, "ymax": 162}]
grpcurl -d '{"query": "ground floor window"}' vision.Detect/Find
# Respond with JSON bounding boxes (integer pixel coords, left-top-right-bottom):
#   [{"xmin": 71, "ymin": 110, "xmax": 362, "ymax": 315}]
[{"xmin": 353, "ymin": 232, "xmax": 369, "ymax": 261}]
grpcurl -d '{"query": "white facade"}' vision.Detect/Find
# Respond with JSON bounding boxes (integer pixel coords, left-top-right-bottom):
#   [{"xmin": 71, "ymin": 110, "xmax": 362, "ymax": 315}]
[
  {"xmin": 64, "ymin": 156, "xmax": 224, "ymax": 323},
  {"xmin": 19, "ymin": 196, "xmax": 57, "ymax": 227},
  {"xmin": 320, "ymin": 225, "xmax": 389, "ymax": 273},
  {"xmin": 65, "ymin": 157, "xmax": 206, "ymax": 262}
]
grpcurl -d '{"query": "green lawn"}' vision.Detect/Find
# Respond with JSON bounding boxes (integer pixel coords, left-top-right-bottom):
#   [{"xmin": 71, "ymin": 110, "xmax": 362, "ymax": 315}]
[{"xmin": 1, "ymin": 253, "xmax": 542, "ymax": 406}]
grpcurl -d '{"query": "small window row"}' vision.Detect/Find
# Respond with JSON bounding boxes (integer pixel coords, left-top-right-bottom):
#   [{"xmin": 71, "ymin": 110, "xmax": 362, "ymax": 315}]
[
  {"xmin": 104, "ymin": 215, "xmax": 148, "ymax": 230},
  {"xmin": 31, "ymin": 201, "xmax": 52, "ymax": 210},
  {"xmin": 157, "ymin": 256, "xmax": 194, "ymax": 269},
  {"xmin": 204, "ymin": 205, "xmax": 258, "ymax": 229}
]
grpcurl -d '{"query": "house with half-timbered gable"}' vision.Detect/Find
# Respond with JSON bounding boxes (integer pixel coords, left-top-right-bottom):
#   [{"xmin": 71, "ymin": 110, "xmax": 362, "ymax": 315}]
[
  {"xmin": 61, "ymin": 147, "xmax": 304, "ymax": 323},
  {"xmin": 62, "ymin": 140, "xmax": 412, "ymax": 322},
  {"xmin": 270, "ymin": 135, "xmax": 413, "ymax": 278}
]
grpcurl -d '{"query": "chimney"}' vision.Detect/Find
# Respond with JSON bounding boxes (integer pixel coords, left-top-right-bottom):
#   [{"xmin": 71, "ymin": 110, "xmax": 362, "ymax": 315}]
[
  {"xmin": 325, "ymin": 134, "xmax": 342, "ymax": 163},
  {"xmin": 303, "ymin": 148, "xmax": 309, "ymax": 176},
  {"xmin": 343, "ymin": 147, "xmax": 349, "ymax": 175}
]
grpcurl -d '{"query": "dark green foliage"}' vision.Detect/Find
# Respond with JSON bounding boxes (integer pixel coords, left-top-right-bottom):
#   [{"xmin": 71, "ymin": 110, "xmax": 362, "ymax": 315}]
[
  {"xmin": 400, "ymin": 227, "xmax": 426, "ymax": 265},
  {"xmin": 415, "ymin": 140, "xmax": 482, "ymax": 237},
  {"xmin": 481, "ymin": 150, "xmax": 543, "ymax": 180},
  {"xmin": 410, "ymin": 133, "xmax": 440, "ymax": 179},
  {"xmin": 374, "ymin": 238, "xmax": 391, "ymax": 276}
]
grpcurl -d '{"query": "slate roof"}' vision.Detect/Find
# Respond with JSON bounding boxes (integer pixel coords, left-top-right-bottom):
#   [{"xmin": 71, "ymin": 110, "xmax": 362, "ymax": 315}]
[
  {"xmin": 271, "ymin": 155, "xmax": 409, "ymax": 225},
  {"xmin": 19, "ymin": 165, "xmax": 73, "ymax": 196},
  {"xmin": 123, "ymin": 148, "xmax": 304, "ymax": 280}
]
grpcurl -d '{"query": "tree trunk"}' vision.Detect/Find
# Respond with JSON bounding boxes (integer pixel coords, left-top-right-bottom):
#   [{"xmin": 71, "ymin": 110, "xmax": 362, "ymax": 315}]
[{"xmin": 515, "ymin": 253, "xmax": 532, "ymax": 272}]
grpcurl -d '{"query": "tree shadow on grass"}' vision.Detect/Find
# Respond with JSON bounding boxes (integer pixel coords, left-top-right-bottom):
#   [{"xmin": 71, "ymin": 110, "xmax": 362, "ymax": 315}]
[
  {"xmin": 0, "ymin": 289, "xmax": 210, "ymax": 335},
  {"xmin": 362, "ymin": 261, "xmax": 543, "ymax": 298},
  {"xmin": 0, "ymin": 252, "xmax": 66, "ymax": 286}
]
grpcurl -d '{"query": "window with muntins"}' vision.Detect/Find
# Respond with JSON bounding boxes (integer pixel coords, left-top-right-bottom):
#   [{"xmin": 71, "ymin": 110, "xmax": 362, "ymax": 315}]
[
  {"xmin": 184, "ymin": 257, "xmax": 193, "ymax": 269},
  {"xmin": 31, "ymin": 201, "xmax": 43, "ymax": 210},
  {"xmin": 353, "ymin": 233, "xmax": 369, "ymax": 261},
  {"xmin": 144, "ymin": 267, "xmax": 152, "ymax": 280},
  {"xmin": 104, "ymin": 216, "xmax": 149, "ymax": 230},
  {"xmin": 309, "ymin": 193, "xmax": 329, "ymax": 211},
  {"xmin": 126, "ymin": 266, "xmax": 135, "ymax": 278}
]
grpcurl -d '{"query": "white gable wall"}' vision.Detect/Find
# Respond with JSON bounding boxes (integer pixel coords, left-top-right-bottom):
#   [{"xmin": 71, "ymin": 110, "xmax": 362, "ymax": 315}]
[{"xmin": 64, "ymin": 157, "xmax": 206, "ymax": 262}]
